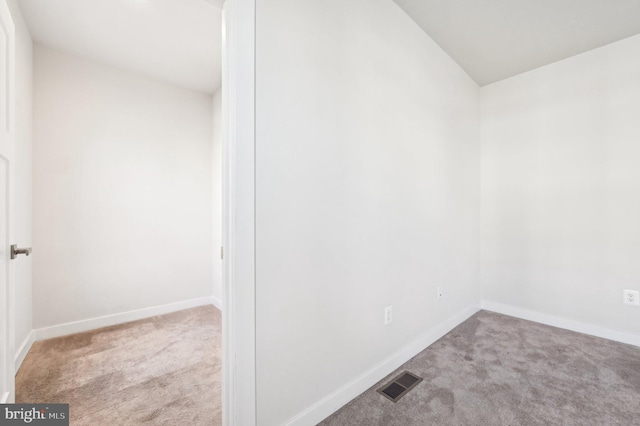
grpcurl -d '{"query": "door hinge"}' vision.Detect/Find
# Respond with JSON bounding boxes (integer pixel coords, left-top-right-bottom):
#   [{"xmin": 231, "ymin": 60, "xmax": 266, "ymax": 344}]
[{"xmin": 221, "ymin": 246, "xmax": 224, "ymax": 260}]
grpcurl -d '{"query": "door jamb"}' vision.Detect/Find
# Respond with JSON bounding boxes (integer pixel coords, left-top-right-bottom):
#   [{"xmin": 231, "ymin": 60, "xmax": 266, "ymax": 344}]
[{"xmin": 222, "ymin": 0, "xmax": 256, "ymax": 424}]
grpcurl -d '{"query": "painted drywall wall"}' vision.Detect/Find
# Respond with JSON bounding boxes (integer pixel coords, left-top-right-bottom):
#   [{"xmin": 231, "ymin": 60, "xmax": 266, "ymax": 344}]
[
  {"xmin": 33, "ymin": 46, "xmax": 214, "ymax": 329},
  {"xmin": 7, "ymin": 0, "xmax": 34, "ymax": 360},
  {"xmin": 211, "ymin": 89, "xmax": 222, "ymax": 305},
  {"xmin": 255, "ymin": 0, "xmax": 481, "ymax": 423},
  {"xmin": 481, "ymin": 34, "xmax": 640, "ymax": 336}
]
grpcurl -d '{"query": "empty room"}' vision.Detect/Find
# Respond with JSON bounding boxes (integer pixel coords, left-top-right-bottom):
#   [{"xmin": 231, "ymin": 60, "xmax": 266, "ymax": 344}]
[
  {"xmin": 237, "ymin": 0, "xmax": 640, "ymax": 424},
  {"xmin": 2, "ymin": 0, "xmax": 225, "ymax": 424},
  {"xmin": 2, "ymin": 0, "xmax": 640, "ymax": 425}
]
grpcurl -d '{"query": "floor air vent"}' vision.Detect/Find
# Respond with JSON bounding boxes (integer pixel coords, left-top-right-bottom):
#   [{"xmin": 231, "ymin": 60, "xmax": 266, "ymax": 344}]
[{"xmin": 377, "ymin": 371, "xmax": 423, "ymax": 403}]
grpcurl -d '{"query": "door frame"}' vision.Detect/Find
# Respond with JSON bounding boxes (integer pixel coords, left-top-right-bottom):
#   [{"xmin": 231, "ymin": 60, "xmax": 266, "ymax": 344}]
[
  {"xmin": 0, "ymin": 0, "xmax": 259, "ymax": 414},
  {"xmin": 0, "ymin": 0, "xmax": 16, "ymax": 404},
  {"xmin": 222, "ymin": 0, "xmax": 256, "ymax": 424}
]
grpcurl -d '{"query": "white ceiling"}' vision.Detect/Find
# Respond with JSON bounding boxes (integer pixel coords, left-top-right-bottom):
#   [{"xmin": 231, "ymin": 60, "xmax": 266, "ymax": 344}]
[
  {"xmin": 19, "ymin": 0, "xmax": 222, "ymax": 94},
  {"xmin": 394, "ymin": 0, "xmax": 640, "ymax": 86}
]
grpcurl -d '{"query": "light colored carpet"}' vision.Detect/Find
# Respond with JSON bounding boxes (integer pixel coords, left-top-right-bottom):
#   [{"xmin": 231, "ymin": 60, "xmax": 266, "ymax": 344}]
[
  {"xmin": 16, "ymin": 305, "xmax": 221, "ymax": 425},
  {"xmin": 321, "ymin": 310, "xmax": 640, "ymax": 426}
]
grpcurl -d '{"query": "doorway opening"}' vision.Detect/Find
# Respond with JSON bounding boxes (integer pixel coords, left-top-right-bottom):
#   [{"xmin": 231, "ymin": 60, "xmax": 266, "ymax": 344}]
[{"xmin": 5, "ymin": 0, "xmax": 227, "ymax": 423}]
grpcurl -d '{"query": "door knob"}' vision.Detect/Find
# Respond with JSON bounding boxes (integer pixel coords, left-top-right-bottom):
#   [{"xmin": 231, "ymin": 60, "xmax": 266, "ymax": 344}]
[{"xmin": 11, "ymin": 244, "xmax": 32, "ymax": 259}]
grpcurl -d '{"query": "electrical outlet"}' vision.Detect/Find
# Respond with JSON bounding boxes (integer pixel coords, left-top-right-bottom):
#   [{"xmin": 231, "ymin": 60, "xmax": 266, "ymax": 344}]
[
  {"xmin": 623, "ymin": 289, "xmax": 640, "ymax": 306},
  {"xmin": 384, "ymin": 306, "xmax": 393, "ymax": 325},
  {"xmin": 437, "ymin": 286, "xmax": 443, "ymax": 300}
]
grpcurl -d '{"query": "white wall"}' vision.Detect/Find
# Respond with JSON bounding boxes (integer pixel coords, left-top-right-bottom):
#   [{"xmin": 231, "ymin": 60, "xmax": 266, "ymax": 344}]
[
  {"xmin": 7, "ymin": 0, "xmax": 34, "ymax": 360},
  {"xmin": 33, "ymin": 46, "xmax": 214, "ymax": 329},
  {"xmin": 211, "ymin": 89, "xmax": 222, "ymax": 305},
  {"xmin": 481, "ymin": 34, "xmax": 640, "ymax": 336},
  {"xmin": 255, "ymin": 0, "xmax": 480, "ymax": 423}
]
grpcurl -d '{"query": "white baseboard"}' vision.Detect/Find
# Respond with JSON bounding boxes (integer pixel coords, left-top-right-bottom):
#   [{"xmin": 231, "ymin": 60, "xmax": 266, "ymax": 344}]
[
  {"xmin": 0, "ymin": 391, "xmax": 9, "ymax": 404},
  {"xmin": 481, "ymin": 300, "xmax": 640, "ymax": 348},
  {"xmin": 284, "ymin": 302, "xmax": 482, "ymax": 426},
  {"xmin": 34, "ymin": 296, "xmax": 216, "ymax": 341},
  {"xmin": 211, "ymin": 295, "xmax": 223, "ymax": 311},
  {"xmin": 15, "ymin": 331, "xmax": 35, "ymax": 372}
]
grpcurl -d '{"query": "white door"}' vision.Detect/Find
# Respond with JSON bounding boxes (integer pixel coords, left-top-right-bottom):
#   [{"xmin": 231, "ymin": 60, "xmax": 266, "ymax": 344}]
[{"xmin": 0, "ymin": 0, "xmax": 15, "ymax": 404}]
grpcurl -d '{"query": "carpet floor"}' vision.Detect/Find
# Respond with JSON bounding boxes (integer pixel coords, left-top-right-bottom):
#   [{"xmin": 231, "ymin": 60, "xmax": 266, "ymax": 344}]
[
  {"xmin": 16, "ymin": 305, "xmax": 221, "ymax": 425},
  {"xmin": 321, "ymin": 310, "xmax": 640, "ymax": 426}
]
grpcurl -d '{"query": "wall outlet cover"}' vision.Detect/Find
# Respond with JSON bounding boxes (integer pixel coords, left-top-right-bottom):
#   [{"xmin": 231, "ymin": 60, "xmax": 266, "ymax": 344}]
[
  {"xmin": 623, "ymin": 289, "xmax": 640, "ymax": 306},
  {"xmin": 384, "ymin": 306, "xmax": 393, "ymax": 325}
]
